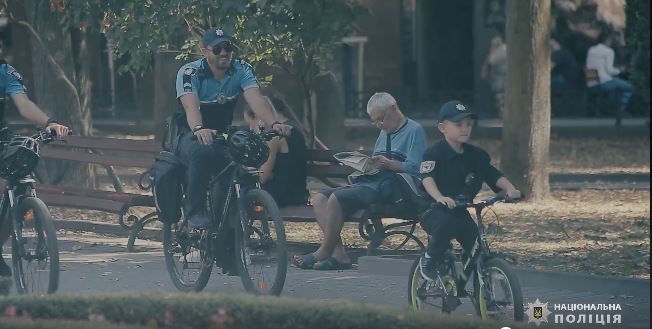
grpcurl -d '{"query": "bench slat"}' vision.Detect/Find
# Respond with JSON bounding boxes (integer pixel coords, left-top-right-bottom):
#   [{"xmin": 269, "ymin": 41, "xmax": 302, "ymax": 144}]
[
  {"xmin": 38, "ymin": 193, "xmax": 127, "ymax": 213},
  {"xmin": 279, "ymin": 205, "xmax": 367, "ymax": 222},
  {"xmin": 306, "ymin": 164, "xmax": 355, "ymax": 177},
  {"xmin": 48, "ymin": 136, "xmax": 161, "ymax": 153},
  {"xmin": 39, "ymin": 148, "xmax": 155, "ymax": 168},
  {"xmin": 36, "ymin": 184, "xmax": 154, "ymax": 206}
]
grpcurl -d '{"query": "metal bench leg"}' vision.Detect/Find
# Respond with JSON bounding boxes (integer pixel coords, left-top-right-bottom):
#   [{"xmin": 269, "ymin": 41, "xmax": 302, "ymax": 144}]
[{"xmin": 127, "ymin": 212, "xmax": 159, "ymax": 252}]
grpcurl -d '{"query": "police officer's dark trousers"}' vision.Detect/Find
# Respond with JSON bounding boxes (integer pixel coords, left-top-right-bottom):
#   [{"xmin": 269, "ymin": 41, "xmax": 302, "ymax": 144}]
[
  {"xmin": 420, "ymin": 205, "xmax": 478, "ymax": 263},
  {"xmin": 175, "ymin": 131, "xmax": 231, "ymax": 219}
]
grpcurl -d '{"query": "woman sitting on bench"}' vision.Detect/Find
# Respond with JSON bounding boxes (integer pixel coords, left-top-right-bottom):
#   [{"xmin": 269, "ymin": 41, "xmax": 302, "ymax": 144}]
[{"xmin": 243, "ymin": 96, "xmax": 309, "ymax": 207}]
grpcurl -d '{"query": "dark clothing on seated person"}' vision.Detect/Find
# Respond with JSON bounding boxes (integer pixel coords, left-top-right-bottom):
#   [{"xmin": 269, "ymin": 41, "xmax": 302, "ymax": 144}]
[{"xmin": 262, "ymin": 124, "xmax": 309, "ymax": 206}]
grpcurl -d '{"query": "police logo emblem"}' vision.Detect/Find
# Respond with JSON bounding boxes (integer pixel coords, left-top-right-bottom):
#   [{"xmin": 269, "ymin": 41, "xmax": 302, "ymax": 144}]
[
  {"xmin": 419, "ymin": 161, "xmax": 435, "ymax": 174},
  {"xmin": 456, "ymin": 104, "xmax": 466, "ymax": 112},
  {"xmin": 183, "ymin": 67, "xmax": 196, "ymax": 76},
  {"xmin": 216, "ymin": 29, "xmax": 224, "ymax": 36},
  {"xmin": 533, "ymin": 307, "xmax": 543, "ymax": 319},
  {"xmin": 465, "ymin": 172, "xmax": 476, "ymax": 185}
]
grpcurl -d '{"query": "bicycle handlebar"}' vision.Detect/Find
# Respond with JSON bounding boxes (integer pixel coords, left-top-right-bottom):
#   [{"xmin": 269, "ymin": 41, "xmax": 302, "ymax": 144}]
[
  {"xmin": 190, "ymin": 128, "xmax": 285, "ymax": 142},
  {"xmin": 431, "ymin": 193, "xmax": 522, "ymax": 210}
]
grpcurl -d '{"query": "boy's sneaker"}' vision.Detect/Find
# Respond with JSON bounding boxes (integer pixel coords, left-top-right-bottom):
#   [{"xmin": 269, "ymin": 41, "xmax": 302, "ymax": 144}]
[{"xmin": 419, "ymin": 256, "xmax": 438, "ymax": 281}]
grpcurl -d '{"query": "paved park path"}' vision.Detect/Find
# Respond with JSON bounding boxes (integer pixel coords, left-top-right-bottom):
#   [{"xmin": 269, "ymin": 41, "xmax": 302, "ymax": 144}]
[{"xmin": 3, "ymin": 231, "xmax": 649, "ymax": 328}]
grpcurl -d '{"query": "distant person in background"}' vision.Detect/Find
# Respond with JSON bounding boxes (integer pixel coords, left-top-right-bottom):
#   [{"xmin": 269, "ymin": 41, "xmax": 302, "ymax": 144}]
[
  {"xmin": 480, "ymin": 34, "xmax": 507, "ymax": 118},
  {"xmin": 585, "ymin": 31, "xmax": 633, "ymax": 114},
  {"xmin": 243, "ymin": 96, "xmax": 309, "ymax": 207},
  {"xmin": 551, "ymin": 38, "xmax": 582, "ymax": 91}
]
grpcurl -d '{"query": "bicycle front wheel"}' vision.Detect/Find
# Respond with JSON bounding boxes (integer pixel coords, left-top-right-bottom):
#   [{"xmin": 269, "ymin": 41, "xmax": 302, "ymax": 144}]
[
  {"xmin": 474, "ymin": 257, "xmax": 524, "ymax": 321},
  {"xmin": 235, "ymin": 189, "xmax": 287, "ymax": 296},
  {"xmin": 11, "ymin": 197, "xmax": 59, "ymax": 295}
]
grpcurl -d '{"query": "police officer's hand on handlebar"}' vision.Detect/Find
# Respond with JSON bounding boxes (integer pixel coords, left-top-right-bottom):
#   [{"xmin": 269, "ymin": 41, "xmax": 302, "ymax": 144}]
[
  {"xmin": 194, "ymin": 128, "xmax": 218, "ymax": 145},
  {"xmin": 45, "ymin": 121, "xmax": 70, "ymax": 140}
]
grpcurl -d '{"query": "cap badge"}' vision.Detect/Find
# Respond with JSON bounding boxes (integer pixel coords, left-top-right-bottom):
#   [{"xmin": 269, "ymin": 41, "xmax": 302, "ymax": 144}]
[
  {"xmin": 456, "ymin": 104, "xmax": 466, "ymax": 112},
  {"xmin": 216, "ymin": 29, "xmax": 224, "ymax": 36}
]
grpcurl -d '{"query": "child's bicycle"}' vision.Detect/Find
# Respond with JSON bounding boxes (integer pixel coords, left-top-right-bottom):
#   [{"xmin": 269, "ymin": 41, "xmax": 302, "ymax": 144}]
[
  {"xmin": 407, "ymin": 194, "xmax": 524, "ymax": 321},
  {"xmin": 0, "ymin": 129, "xmax": 70, "ymax": 294}
]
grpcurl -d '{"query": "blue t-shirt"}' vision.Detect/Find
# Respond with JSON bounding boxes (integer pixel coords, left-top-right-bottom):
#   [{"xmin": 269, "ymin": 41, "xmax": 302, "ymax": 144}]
[
  {"xmin": 1, "ymin": 63, "xmax": 27, "ymax": 101},
  {"xmin": 175, "ymin": 58, "xmax": 258, "ymax": 131},
  {"xmin": 356, "ymin": 118, "xmax": 427, "ymax": 190}
]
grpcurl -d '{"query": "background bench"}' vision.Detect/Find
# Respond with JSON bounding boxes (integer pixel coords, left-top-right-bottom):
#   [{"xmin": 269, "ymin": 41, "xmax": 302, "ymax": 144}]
[
  {"xmin": 36, "ymin": 136, "xmax": 160, "ymax": 251},
  {"xmin": 34, "ymin": 137, "xmax": 425, "ymax": 253}
]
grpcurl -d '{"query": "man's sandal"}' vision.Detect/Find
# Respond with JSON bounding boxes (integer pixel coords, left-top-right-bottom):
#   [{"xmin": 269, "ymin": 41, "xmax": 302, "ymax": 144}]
[
  {"xmin": 292, "ymin": 253, "xmax": 318, "ymax": 269},
  {"xmin": 313, "ymin": 257, "xmax": 352, "ymax": 271}
]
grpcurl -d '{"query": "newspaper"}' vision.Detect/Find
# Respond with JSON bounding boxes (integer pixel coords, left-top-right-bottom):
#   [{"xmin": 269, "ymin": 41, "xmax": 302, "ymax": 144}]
[{"xmin": 333, "ymin": 151, "xmax": 379, "ymax": 183}]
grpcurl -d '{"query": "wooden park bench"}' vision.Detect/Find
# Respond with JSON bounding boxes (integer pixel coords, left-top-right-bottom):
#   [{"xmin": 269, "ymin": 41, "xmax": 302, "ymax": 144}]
[
  {"xmin": 36, "ymin": 136, "xmax": 160, "ymax": 252},
  {"xmin": 34, "ymin": 136, "xmax": 425, "ymax": 254}
]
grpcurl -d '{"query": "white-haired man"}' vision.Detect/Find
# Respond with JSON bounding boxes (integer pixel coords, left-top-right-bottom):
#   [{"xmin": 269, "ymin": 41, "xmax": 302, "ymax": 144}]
[{"xmin": 293, "ymin": 92, "xmax": 427, "ymax": 270}]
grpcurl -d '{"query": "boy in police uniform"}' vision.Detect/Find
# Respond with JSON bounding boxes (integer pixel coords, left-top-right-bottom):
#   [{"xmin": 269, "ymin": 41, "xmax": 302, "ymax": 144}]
[{"xmin": 418, "ymin": 100, "xmax": 520, "ymax": 281}]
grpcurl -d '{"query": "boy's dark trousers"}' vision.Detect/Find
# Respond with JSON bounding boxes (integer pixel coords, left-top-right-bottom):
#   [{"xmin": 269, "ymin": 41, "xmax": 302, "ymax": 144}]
[{"xmin": 420, "ymin": 205, "xmax": 478, "ymax": 262}]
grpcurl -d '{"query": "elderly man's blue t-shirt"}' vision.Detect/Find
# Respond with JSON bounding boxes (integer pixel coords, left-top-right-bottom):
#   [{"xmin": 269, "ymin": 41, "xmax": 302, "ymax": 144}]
[
  {"xmin": 175, "ymin": 58, "xmax": 258, "ymax": 131},
  {"xmin": 356, "ymin": 118, "xmax": 427, "ymax": 191},
  {"xmin": 1, "ymin": 64, "xmax": 28, "ymax": 100}
]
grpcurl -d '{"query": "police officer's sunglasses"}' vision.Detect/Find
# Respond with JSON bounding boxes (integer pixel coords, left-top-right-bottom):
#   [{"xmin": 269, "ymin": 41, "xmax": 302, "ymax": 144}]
[{"xmin": 212, "ymin": 42, "xmax": 235, "ymax": 55}]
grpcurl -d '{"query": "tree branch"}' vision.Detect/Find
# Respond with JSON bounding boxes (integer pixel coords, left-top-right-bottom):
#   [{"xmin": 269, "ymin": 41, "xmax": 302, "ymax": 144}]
[{"xmin": 12, "ymin": 19, "xmax": 82, "ymax": 111}]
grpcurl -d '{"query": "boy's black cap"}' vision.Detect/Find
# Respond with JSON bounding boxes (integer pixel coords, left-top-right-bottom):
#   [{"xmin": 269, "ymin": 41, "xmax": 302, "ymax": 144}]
[
  {"xmin": 437, "ymin": 100, "xmax": 478, "ymax": 122},
  {"xmin": 202, "ymin": 28, "xmax": 232, "ymax": 48}
]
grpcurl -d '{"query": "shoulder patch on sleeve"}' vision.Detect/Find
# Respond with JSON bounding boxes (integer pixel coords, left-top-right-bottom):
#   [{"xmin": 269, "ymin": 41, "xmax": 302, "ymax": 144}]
[
  {"xmin": 183, "ymin": 67, "xmax": 197, "ymax": 76},
  {"xmin": 419, "ymin": 161, "xmax": 436, "ymax": 174},
  {"xmin": 8, "ymin": 69, "xmax": 23, "ymax": 82}
]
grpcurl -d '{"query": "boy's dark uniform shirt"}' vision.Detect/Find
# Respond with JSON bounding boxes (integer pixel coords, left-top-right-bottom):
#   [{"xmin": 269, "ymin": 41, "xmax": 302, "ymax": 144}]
[{"xmin": 420, "ymin": 140, "xmax": 503, "ymax": 203}]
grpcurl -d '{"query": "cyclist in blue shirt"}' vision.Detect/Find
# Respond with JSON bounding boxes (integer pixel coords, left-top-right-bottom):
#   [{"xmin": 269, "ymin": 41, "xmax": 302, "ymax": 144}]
[
  {"xmin": 0, "ymin": 56, "xmax": 70, "ymax": 278},
  {"xmin": 174, "ymin": 28, "xmax": 291, "ymax": 229}
]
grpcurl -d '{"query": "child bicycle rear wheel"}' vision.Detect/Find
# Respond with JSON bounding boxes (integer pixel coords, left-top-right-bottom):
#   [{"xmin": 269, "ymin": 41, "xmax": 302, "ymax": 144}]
[
  {"xmin": 407, "ymin": 257, "xmax": 457, "ymax": 314},
  {"xmin": 11, "ymin": 197, "xmax": 59, "ymax": 295}
]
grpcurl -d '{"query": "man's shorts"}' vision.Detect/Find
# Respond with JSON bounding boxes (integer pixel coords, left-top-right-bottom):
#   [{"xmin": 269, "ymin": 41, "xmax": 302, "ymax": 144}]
[{"xmin": 318, "ymin": 185, "xmax": 380, "ymax": 215}]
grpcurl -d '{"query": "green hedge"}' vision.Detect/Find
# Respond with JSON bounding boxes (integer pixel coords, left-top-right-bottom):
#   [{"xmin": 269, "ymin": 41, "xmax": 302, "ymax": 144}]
[
  {"xmin": 0, "ymin": 293, "xmax": 535, "ymax": 329},
  {"xmin": 0, "ymin": 319, "xmax": 147, "ymax": 329}
]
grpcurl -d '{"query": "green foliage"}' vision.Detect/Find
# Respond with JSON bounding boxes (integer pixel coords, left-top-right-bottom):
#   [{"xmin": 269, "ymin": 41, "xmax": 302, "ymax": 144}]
[
  {"xmin": 82, "ymin": 0, "xmax": 368, "ymax": 81},
  {"xmin": 0, "ymin": 319, "xmax": 147, "ymax": 329},
  {"xmin": 0, "ymin": 293, "xmax": 532, "ymax": 329},
  {"xmin": 625, "ymin": 0, "xmax": 650, "ymax": 105}
]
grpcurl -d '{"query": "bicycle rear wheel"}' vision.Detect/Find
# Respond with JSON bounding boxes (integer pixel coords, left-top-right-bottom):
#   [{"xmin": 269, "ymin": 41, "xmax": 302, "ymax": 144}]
[
  {"xmin": 407, "ymin": 256, "xmax": 457, "ymax": 314},
  {"xmin": 474, "ymin": 257, "xmax": 524, "ymax": 321},
  {"xmin": 235, "ymin": 189, "xmax": 287, "ymax": 295},
  {"xmin": 11, "ymin": 197, "xmax": 59, "ymax": 295},
  {"xmin": 163, "ymin": 219, "xmax": 213, "ymax": 292}
]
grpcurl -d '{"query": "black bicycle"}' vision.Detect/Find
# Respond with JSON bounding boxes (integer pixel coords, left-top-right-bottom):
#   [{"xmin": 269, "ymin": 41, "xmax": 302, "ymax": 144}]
[
  {"xmin": 0, "ymin": 129, "xmax": 65, "ymax": 294},
  {"xmin": 163, "ymin": 128, "xmax": 287, "ymax": 295},
  {"xmin": 408, "ymin": 194, "xmax": 524, "ymax": 321}
]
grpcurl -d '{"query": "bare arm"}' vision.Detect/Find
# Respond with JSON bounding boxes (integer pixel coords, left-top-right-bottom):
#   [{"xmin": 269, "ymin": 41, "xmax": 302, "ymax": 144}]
[
  {"xmin": 495, "ymin": 177, "xmax": 521, "ymax": 199},
  {"xmin": 258, "ymin": 138, "xmax": 281, "ymax": 183},
  {"xmin": 11, "ymin": 93, "xmax": 49, "ymax": 126},
  {"xmin": 179, "ymin": 93, "xmax": 203, "ymax": 129},
  {"xmin": 422, "ymin": 176, "xmax": 455, "ymax": 208},
  {"xmin": 243, "ymin": 88, "xmax": 275, "ymax": 127}
]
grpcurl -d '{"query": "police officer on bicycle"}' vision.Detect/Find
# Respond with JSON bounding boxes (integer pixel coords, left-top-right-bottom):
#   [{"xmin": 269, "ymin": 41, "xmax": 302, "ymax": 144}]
[
  {"xmin": 0, "ymin": 35, "xmax": 70, "ymax": 278},
  {"xmin": 174, "ymin": 27, "xmax": 291, "ymax": 229}
]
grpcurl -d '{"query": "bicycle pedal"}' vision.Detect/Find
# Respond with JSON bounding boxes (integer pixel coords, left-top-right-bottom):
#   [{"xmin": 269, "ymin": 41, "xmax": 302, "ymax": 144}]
[{"xmin": 442, "ymin": 295, "xmax": 462, "ymax": 312}]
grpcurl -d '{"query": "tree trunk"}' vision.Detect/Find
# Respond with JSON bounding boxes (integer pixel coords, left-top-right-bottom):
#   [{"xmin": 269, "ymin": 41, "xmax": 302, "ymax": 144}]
[
  {"xmin": 501, "ymin": 0, "xmax": 551, "ymax": 201},
  {"xmin": 153, "ymin": 51, "xmax": 184, "ymax": 138},
  {"xmin": 314, "ymin": 72, "xmax": 346, "ymax": 149},
  {"xmin": 23, "ymin": 0, "xmax": 94, "ymax": 187}
]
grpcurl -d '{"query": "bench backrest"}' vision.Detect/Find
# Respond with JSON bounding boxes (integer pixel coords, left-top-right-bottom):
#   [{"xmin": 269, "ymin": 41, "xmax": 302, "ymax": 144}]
[
  {"xmin": 40, "ymin": 136, "xmax": 355, "ymax": 183},
  {"xmin": 40, "ymin": 136, "xmax": 161, "ymax": 168}
]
